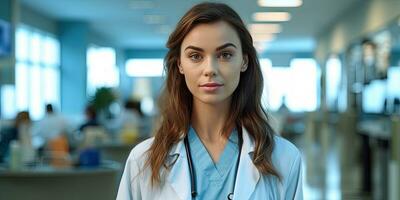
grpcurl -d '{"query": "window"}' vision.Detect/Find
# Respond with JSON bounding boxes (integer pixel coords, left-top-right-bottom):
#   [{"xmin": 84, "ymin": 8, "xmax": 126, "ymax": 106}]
[
  {"xmin": 125, "ymin": 58, "xmax": 164, "ymax": 116},
  {"xmin": 387, "ymin": 67, "xmax": 400, "ymax": 99},
  {"xmin": 87, "ymin": 46, "xmax": 119, "ymax": 96},
  {"xmin": 287, "ymin": 59, "xmax": 319, "ymax": 112},
  {"xmin": 362, "ymin": 80, "xmax": 387, "ymax": 113},
  {"xmin": 1, "ymin": 85, "xmax": 16, "ymax": 119},
  {"xmin": 125, "ymin": 58, "xmax": 164, "ymax": 77},
  {"xmin": 348, "ymin": 65, "xmax": 399, "ymax": 114},
  {"xmin": 15, "ymin": 63, "xmax": 29, "ymax": 111},
  {"xmin": 260, "ymin": 59, "xmax": 290, "ymax": 111},
  {"xmin": 386, "ymin": 66, "xmax": 400, "ymax": 113},
  {"xmin": 326, "ymin": 56, "xmax": 342, "ymax": 110},
  {"xmin": 9, "ymin": 25, "xmax": 61, "ymax": 120},
  {"xmin": 260, "ymin": 58, "xmax": 319, "ymax": 112}
]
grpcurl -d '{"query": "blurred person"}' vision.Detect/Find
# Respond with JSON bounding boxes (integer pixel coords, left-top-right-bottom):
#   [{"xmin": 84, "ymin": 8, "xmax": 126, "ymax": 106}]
[
  {"xmin": 76, "ymin": 104, "xmax": 109, "ymax": 148},
  {"xmin": 73, "ymin": 104, "xmax": 110, "ymax": 150},
  {"xmin": 73, "ymin": 104, "xmax": 105, "ymax": 167},
  {"xmin": 107, "ymin": 100, "xmax": 145, "ymax": 143},
  {"xmin": 394, "ymin": 97, "xmax": 400, "ymax": 114},
  {"xmin": 31, "ymin": 104, "xmax": 70, "ymax": 149},
  {"xmin": 0, "ymin": 111, "xmax": 31, "ymax": 163},
  {"xmin": 117, "ymin": 2, "xmax": 302, "ymax": 200},
  {"xmin": 120, "ymin": 100, "xmax": 149, "ymax": 138},
  {"xmin": 78, "ymin": 104, "xmax": 100, "ymax": 132}
]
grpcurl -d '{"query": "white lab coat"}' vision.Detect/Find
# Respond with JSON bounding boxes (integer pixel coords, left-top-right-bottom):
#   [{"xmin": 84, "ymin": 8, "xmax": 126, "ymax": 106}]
[
  {"xmin": 32, "ymin": 113, "xmax": 69, "ymax": 141},
  {"xmin": 117, "ymin": 127, "xmax": 303, "ymax": 200}
]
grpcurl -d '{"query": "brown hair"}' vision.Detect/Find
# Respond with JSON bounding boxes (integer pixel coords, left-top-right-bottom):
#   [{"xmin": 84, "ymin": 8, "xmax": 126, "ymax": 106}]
[
  {"xmin": 146, "ymin": 2, "xmax": 280, "ymax": 185},
  {"xmin": 15, "ymin": 111, "xmax": 31, "ymax": 127}
]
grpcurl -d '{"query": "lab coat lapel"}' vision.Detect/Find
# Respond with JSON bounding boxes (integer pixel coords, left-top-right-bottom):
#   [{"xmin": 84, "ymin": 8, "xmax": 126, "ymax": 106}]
[
  {"xmin": 233, "ymin": 128, "xmax": 260, "ymax": 200},
  {"xmin": 166, "ymin": 139, "xmax": 191, "ymax": 200}
]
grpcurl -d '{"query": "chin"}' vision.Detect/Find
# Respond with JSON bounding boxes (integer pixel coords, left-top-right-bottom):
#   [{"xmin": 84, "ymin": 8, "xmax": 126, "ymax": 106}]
[{"xmin": 195, "ymin": 95, "xmax": 231, "ymax": 106}]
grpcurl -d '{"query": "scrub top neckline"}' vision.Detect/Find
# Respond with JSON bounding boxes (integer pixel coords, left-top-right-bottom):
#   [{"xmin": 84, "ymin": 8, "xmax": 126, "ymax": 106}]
[{"xmin": 188, "ymin": 126, "xmax": 239, "ymax": 180}]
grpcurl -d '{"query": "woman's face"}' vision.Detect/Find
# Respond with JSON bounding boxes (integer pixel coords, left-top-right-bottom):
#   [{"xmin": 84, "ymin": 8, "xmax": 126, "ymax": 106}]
[{"xmin": 179, "ymin": 21, "xmax": 247, "ymax": 106}]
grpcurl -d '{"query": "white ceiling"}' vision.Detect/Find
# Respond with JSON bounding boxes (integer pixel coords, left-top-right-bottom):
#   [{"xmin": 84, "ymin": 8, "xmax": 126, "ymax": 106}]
[{"xmin": 20, "ymin": 0, "xmax": 363, "ymax": 52}]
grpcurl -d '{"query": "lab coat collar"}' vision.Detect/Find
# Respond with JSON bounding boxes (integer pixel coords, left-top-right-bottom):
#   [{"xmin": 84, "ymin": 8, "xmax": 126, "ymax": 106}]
[
  {"xmin": 166, "ymin": 135, "xmax": 190, "ymax": 200},
  {"xmin": 166, "ymin": 127, "xmax": 260, "ymax": 200},
  {"xmin": 233, "ymin": 127, "xmax": 260, "ymax": 200}
]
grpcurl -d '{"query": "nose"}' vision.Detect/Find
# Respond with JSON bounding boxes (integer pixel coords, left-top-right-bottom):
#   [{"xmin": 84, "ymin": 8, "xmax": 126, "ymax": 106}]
[{"xmin": 203, "ymin": 57, "xmax": 218, "ymax": 77}]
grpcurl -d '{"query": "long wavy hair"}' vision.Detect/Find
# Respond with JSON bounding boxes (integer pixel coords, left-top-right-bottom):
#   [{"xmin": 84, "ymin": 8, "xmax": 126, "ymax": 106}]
[{"xmin": 146, "ymin": 2, "xmax": 280, "ymax": 185}]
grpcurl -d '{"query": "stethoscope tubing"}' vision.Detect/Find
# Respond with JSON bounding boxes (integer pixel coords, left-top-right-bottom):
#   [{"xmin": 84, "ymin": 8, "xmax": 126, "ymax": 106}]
[{"xmin": 184, "ymin": 129, "xmax": 243, "ymax": 200}]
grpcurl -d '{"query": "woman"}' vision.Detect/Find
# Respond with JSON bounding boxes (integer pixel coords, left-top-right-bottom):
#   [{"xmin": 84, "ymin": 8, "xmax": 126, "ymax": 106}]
[
  {"xmin": 117, "ymin": 2, "xmax": 302, "ymax": 200},
  {"xmin": 0, "ymin": 111, "xmax": 31, "ymax": 163}
]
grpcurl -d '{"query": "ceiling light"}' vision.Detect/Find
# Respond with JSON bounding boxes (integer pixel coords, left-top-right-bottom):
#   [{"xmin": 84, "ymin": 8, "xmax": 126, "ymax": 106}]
[
  {"xmin": 258, "ymin": 0, "xmax": 302, "ymax": 7},
  {"xmin": 248, "ymin": 24, "xmax": 282, "ymax": 34},
  {"xmin": 253, "ymin": 12, "xmax": 291, "ymax": 22}
]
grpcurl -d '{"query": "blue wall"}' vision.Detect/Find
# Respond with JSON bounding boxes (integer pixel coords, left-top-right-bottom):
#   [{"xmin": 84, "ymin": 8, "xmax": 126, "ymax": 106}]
[
  {"xmin": 390, "ymin": 51, "xmax": 400, "ymax": 67},
  {"xmin": 117, "ymin": 48, "xmax": 132, "ymax": 100},
  {"xmin": 0, "ymin": 0, "xmax": 11, "ymax": 21},
  {"xmin": 125, "ymin": 49, "xmax": 167, "ymax": 59},
  {"xmin": 20, "ymin": 5, "xmax": 57, "ymax": 34},
  {"xmin": 260, "ymin": 52, "xmax": 314, "ymax": 66},
  {"xmin": 59, "ymin": 21, "xmax": 89, "ymax": 116}
]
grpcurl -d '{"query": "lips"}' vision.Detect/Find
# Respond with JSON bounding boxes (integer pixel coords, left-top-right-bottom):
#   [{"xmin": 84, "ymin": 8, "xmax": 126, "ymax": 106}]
[
  {"xmin": 199, "ymin": 82, "xmax": 223, "ymax": 92},
  {"xmin": 200, "ymin": 82, "xmax": 223, "ymax": 87}
]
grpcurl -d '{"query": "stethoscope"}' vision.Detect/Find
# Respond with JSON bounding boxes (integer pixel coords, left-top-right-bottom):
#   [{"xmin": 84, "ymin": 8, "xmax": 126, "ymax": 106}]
[{"xmin": 184, "ymin": 129, "xmax": 243, "ymax": 200}]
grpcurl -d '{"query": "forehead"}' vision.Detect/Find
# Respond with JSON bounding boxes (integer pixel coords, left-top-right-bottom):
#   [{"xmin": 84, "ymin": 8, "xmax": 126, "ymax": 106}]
[{"xmin": 181, "ymin": 21, "xmax": 241, "ymax": 50}]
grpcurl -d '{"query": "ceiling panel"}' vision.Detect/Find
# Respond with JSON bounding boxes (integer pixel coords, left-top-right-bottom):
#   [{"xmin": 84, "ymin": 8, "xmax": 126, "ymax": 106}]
[{"xmin": 20, "ymin": 0, "xmax": 363, "ymax": 51}]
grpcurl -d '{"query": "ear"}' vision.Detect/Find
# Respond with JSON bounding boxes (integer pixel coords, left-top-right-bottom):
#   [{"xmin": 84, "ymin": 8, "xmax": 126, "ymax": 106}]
[
  {"xmin": 241, "ymin": 55, "xmax": 248, "ymax": 72},
  {"xmin": 177, "ymin": 60, "xmax": 184, "ymax": 74}
]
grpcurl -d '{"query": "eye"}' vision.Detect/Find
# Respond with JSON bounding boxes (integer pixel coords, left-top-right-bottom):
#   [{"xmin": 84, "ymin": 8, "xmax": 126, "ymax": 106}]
[
  {"xmin": 218, "ymin": 52, "xmax": 233, "ymax": 60},
  {"xmin": 189, "ymin": 53, "xmax": 203, "ymax": 62}
]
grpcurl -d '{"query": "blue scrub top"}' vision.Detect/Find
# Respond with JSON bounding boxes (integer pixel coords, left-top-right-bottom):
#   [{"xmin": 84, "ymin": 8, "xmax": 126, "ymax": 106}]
[{"xmin": 188, "ymin": 126, "xmax": 239, "ymax": 200}]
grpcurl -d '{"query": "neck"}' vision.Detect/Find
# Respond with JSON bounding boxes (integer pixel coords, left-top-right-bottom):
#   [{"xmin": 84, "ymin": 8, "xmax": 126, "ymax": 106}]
[{"xmin": 191, "ymin": 98, "xmax": 233, "ymax": 143}]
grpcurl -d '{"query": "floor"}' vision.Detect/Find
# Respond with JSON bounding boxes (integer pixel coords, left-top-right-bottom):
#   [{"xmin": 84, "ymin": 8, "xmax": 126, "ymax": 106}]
[{"xmin": 286, "ymin": 123, "xmax": 375, "ymax": 200}]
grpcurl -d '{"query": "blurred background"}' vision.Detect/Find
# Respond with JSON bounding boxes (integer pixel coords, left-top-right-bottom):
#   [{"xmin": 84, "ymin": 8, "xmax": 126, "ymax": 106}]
[{"xmin": 0, "ymin": 0, "xmax": 399, "ymax": 199}]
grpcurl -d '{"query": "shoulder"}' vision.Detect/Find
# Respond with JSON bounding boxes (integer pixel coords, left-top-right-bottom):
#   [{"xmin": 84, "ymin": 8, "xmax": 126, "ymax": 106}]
[
  {"xmin": 272, "ymin": 136, "xmax": 301, "ymax": 160},
  {"xmin": 271, "ymin": 135, "xmax": 302, "ymax": 182},
  {"xmin": 127, "ymin": 137, "xmax": 155, "ymax": 162},
  {"xmin": 117, "ymin": 138, "xmax": 156, "ymax": 199},
  {"xmin": 121, "ymin": 137, "xmax": 155, "ymax": 181}
]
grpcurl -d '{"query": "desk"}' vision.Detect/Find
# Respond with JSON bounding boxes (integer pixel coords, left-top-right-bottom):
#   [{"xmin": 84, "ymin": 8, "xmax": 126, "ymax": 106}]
[
  {"xmin": 97, "ymin": 140, "xmax": 145, "ymax": 186},
  {"xmin": 98, "ymin": 142, "xmax": 138, "ymax": 165},
  {"xmin": 0, "ymin": 162, "xmax": 121, "ymax": 200}
]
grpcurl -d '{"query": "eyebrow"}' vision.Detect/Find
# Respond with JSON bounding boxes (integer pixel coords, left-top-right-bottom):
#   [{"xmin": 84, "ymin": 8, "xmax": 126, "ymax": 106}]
[{"xmin": 184, "ymin": 43, "xmax": 237, "ymax": 52}]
